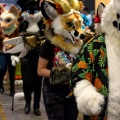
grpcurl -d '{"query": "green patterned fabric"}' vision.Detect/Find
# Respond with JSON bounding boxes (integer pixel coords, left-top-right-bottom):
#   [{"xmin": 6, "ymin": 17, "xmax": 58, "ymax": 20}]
[{"xmin": 70, "ymin": 33, "xmax": 108, "ymax": 120}]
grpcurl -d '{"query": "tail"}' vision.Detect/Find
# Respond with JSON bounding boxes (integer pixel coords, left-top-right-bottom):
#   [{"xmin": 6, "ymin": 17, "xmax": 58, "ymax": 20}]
[{"xmin": 14, "ymin": 92, "xmax": 24, "ymax": 101}]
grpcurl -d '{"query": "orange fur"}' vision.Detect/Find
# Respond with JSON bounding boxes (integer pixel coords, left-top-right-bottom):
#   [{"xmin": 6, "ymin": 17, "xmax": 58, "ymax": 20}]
[
  {"xmin": 63, "ymin": 13, "xmax": 83, "ymax": 32},
  {"xmin": 42, "ymin": 0, "xmax": 86, "ymax": 55},
  {"xmin": 51, "ymin": 35, "xmax": 83, "ymax": 54}
]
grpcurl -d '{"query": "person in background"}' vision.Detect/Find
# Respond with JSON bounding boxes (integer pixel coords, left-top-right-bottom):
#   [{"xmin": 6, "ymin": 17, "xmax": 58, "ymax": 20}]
[
  {"xmin": 17, "ymin": 0, "xmax": 44, "ymax": 116},
  {"xmin": 0, "ymin": 4, "xmax": 19, "ymax": 96},
  {"xmin": 0, "ymin": 52, "xmax": 16, "ymax": 96},
  {"xmin": 37, "ymin": 0, "xmax": 81, "ymax": 119},
  {"xmin": 38, "ymin": 40, "xmax": 79, "ymax": 120},
  {"xmin": 82, "ymin": 7, "xmax": 92, "ymax": 26},
  {"xmin": 80, "ymin": 5, "xmax": 95, "ymax": 36},
  {"xmin": 81, "ymin": 13, "xmax": 90, "ymax": 27},
  {"xmin": 79, "ymin": 3, "xmax": 90, "ymax": 28},
  {"xmin": 88, "ymin": 11, "xmax": 95, "ymax": 33}
]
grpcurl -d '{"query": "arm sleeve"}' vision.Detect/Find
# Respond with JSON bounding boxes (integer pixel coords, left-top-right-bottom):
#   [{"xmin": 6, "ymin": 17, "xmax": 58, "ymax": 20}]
[
  {"xmin": 39, "ymin": 40, "xmax": 54, "ymax": 60},
  {"xmin": 70, "ymin": 34, "xmax": 108, "ymax": 95},
  {"xmin": 70, "ymin": 46, "xmax": 92, "ymax": 88}
]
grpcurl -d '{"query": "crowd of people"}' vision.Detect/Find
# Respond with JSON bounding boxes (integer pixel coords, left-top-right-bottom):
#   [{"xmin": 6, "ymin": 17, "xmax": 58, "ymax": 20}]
[
  {"xmin": 0, "ymin": 0, "xmax": 96, "ymax": 119},
  {"xmin": 1, "ymin": 0, "xmax": 120, "ymax": 119}
]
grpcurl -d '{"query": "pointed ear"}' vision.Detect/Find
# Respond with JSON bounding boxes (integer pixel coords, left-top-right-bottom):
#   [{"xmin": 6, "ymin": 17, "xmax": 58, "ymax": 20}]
[
  {"xmin": 0, "ymin": 4, "xmax": 6, "ymax": 13},
  {"xmin": 9, "ymin": 5, "xmax": 19, "ymax": 18},
  {"xmin": 41, "ymin": 1, "xmax": 58, "ymax": 20},
  {"xmin": 97, "ymin": 3, "xmax": 105, "ymax": 17}
]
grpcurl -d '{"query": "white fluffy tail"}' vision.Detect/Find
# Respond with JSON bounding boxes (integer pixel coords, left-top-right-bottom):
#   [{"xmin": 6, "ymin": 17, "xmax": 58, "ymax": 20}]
[{"xmin": 14, "ymin": 92, "xmax": 24, "ymax": 101}]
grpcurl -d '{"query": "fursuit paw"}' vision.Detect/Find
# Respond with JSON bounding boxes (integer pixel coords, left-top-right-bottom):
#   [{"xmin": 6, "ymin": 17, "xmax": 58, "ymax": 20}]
[
  {"xmin": 50, "ymin": 66, "xmax": 71, "ymax": 86},
  {"xmin": 74, "ymin": 80, "xmax": 105, "ymax": 115},
  {"xmin": 83, "ymin": 92, "xmax": 104, "ymax": 115}
]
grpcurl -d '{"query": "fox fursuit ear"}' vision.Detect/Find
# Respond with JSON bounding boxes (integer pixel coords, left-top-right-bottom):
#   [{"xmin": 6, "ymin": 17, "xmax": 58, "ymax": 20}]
[
  {"xmin": 97, "ymin": 3, "xmax": 105, "ymax": 17},
  {"xmin": 41, "ymin": 1, "xmax": 58, "ymax": 20},
  {"xmin": 94, "ymin": 3, "xmax": 105, "ymax": 34}
]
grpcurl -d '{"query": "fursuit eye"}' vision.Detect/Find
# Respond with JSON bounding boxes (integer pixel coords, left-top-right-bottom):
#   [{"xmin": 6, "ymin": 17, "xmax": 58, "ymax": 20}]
[
  {"xmin": 34, "ymin": 10, "xmax": 39, "ymax": 14},
  {"xmin": 5, "ymin": 18, "xmax": 12, "ymax": 23},
  {"xmin": 66, "ymin": 22, "xmax": 75, "ymax": 28}
]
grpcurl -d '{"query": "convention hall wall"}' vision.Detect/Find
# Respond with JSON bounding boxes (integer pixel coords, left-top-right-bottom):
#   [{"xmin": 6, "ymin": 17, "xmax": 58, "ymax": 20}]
[{"xmin": 95, "ymin": 0, "xmax": 110, "ymax": 11}]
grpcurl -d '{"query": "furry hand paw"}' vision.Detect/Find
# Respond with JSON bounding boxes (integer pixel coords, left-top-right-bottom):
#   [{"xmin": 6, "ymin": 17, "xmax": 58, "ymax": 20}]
[
  {"xmin": 50, "ymin": 66, "xmax": 71, "ymax": 86},
  {"xmin": 74, "ymin": 80, "xmax": 104, "ymax": 115},
  {"xmin": 82, "ymin": 92, "xmax": 104, "ymax": 115}
]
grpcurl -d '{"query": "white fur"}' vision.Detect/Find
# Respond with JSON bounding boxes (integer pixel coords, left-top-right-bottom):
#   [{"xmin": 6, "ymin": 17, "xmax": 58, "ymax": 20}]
[
  {"xmin": 72, "ymin": 0, "xmax": 120, "ymax": 118},
  {"xmin": 52, "ymin": 16, "xmax": 73, "ymax": 41},
  {"xmin": 112, "ymin": 0, "xmax": 120, "ymax": 12},
  {"xmin": 15, "ymin": 80, "xmax": 23, "ymax": 85},
  {"xmin": 101, "ymin": 1, "xmax": 120, "ymax": 118},
  {"xmin": 0, "ymin": 12, "xmax": 17, "ymax": 35},
  {"xmin": 74, "ymin": 80, "xmax": 104, "ymax": 115},
  {"xmin": 94, "ymin": 3, "xmax": 105, "ymax": 34},
  {"xmin": 44, "ymin": 2, "xmax": 58, "ymax": 19},
  {"xmin": 101, "ymin": 3, "xmax": 120, "ymax": 40},
  {"xmin": 105, "ymin": 34, "xmax": 120, "ymax": 119},
  {"xmin": 22, "ymin": 11, "xmax": 43, "ymax": 33},
  {"xmin": 94, "ymin": 23, "xmax": 102, "ymax": 35},
  {"xmin": 52, "ymin": 16, "xmax": 83, "ymax": 55},
  {"xmin": 52, "ymin": 16, "xmax": 84, "ymax": 47},
  {"xmin": 70, "ymin": 40, "xmax": 83, "ymax": 55},
  {"xmin": 1, "ymin": 12, "xmax": 16, "ymax": 22},
  {"xmin": 52, "ymin": 16, "xmax": 67, "ymax": 37},
  {"xmin": 14, "ymin": 92, "xmax": 34, "ymax": 102},
  {"xmin": 14, "ymin": 92, "xmax": 24, "ymax": 101},
  {"xmin": 11, "ymin": 55, "xmax": 20, "ymax": 66},
  {"xmin": 65, "ymin": 63, "xmax": 72, "ymax": 69}
]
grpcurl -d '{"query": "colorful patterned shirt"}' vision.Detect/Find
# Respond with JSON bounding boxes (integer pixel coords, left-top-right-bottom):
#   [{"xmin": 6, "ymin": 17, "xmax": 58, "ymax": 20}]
[{"xmin": 70, "ymin": 33, "xmax": 108, "ymax": 120}]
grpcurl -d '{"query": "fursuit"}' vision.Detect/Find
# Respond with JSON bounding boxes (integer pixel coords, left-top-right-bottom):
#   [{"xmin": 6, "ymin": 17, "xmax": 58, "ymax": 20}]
[
  {"xmin": 70, "ymin": 0, "xmax": 120, "ymax": 119},
  {"xmin": 40, "ymin": 0, "xmax": 88, "ymax": 86},
  {"xmin": 0, "ymin": 4, "xmax": 20, "ymax": 66}
]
